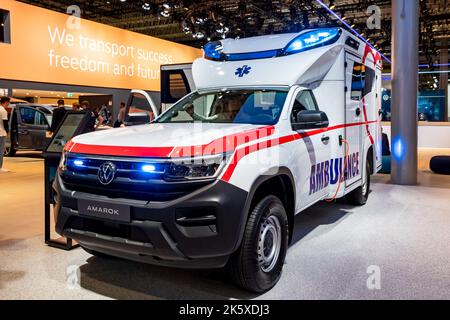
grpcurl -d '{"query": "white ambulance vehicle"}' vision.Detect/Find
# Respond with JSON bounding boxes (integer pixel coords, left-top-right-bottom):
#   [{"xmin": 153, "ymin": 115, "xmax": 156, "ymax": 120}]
[{"xmin": 55, "ymin": 27, "xmax": 382, "ymax": 293}]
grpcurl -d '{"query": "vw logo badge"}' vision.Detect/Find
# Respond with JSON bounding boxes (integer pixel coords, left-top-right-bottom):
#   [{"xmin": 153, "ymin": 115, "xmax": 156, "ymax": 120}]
[{"xmin": 97, "ymin": 162, "xmax": 117, "ymax": 185}]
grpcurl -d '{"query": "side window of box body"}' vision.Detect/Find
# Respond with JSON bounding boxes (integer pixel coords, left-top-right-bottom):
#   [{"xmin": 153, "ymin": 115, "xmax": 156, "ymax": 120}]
[{"xmin": 350, "ymin": 62, "xmax": 376, "ymax": 101}]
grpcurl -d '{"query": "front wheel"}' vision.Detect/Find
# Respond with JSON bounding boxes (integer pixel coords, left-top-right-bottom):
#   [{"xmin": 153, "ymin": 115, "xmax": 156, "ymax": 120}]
[
  {"xmin": 346, "ymin": 159, "xmax": 371, "ymax": 205},
  {"xmin": 228, "ymin": 195, "xmax": 288, "ymax": 293}
]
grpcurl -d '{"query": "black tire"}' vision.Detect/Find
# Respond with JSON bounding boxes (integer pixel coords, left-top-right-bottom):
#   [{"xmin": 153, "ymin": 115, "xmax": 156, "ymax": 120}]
[
  {"xmin": 228, "ymin": 195, "xmax": 288, "ymax": 293},
  {"xmin": 81, "ymin": 246, "xmax": 116, "ymax": 259},
  {"xmin": 346, "ymin": 159, "xmax": 371, "ymax": 206},
  {"xmin": 4, "ymin": 144, "xmax": 16, "ymax": 157}
]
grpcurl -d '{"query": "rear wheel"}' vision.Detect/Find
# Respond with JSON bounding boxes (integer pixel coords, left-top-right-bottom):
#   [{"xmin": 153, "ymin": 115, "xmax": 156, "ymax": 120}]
[
  {"xmin": 346, "ymin": 159, "xmax": 371, "ymax": 205},
  {"xmin": 228, "ymin": 195, "xmax": 288, "ymax": 293}
]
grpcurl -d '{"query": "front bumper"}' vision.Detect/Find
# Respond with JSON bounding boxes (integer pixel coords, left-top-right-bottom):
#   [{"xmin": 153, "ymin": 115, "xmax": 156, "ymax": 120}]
[{"xmin": 53, "ymin": 174, "xmax": 248, "ymax": 269}]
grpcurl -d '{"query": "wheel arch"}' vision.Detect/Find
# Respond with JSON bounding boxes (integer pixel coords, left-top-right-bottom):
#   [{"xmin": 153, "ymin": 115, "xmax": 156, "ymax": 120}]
[
  {"xmin": 234, "ymin": 167, "xmax": 296, "ymax": 251},
  {"xmin": 366, "ymin": 144, "xmax": 375, "ymax": 174}
]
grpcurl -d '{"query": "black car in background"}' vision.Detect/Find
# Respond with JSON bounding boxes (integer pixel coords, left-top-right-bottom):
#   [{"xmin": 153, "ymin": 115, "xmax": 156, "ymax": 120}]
[{"xmin": 4, "ymin": 104, "xmax": 55, "ymax": 156}]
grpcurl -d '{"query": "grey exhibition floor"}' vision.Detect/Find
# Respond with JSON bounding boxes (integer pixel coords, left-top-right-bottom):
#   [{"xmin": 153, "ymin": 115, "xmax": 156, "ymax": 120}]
[{"xmin": 1, "ymin": 156, "xmax": 449, "ymax": 299}]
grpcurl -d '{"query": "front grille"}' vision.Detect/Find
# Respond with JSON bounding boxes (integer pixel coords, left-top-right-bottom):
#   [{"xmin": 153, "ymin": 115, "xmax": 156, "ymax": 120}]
[
  {"xmin": 66, "ymin": 216, "xmax": 149, "ymax": 243},
  {"xmin": 61, "ymin": 154, "xmax": 213, "ymax": 201}
]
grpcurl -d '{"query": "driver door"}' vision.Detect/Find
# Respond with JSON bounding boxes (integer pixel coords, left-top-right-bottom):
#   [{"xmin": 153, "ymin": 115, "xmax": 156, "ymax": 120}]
[
  {"xmin": 289, "ymin": 89, "xmax": 332, "ymax": 209},
  {"xmin": 17, "ymin": 106, "xmax": 50, "ymax": 150}
]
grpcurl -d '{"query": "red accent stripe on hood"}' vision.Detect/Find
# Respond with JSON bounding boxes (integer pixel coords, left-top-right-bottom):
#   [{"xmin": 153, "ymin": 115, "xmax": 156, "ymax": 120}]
[
  {"xmin": 65, "ymin": 125, "xmax": 275, "ymax": 158},
  {"xmin": 69, "ymin": 144, "xmax": 175, "ymax": 158}
]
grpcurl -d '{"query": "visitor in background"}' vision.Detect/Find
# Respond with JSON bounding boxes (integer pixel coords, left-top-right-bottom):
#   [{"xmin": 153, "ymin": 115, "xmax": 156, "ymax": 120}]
[
  {"xmin": 114, "ymin": 102, "xmax": 126, "ymax": 128},
  {"xmin": 99, "ymin": 104, "xmax": 112, "ymax": 126},
  {"xmin": 0, "ymin": 97, "xmax": 10, "ymax": 173},
  {"xmin": 81, "ymin": 100, "xmax": 104, "ymax": 133},
  {"xmin": 80, "ymin": 100, "xmax": 90, "ymax": 111},
  {"xmin": 49, "ymin": 99, "xmax": 67, "ymax": 133},
  {"xmin": 72, "ymin": 102, "xmax": 80, "ymax": 112}
]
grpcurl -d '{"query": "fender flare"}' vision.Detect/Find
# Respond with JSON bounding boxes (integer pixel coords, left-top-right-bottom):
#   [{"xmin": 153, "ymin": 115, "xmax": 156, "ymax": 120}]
[
  {"xmin": 362, "ymin": 137, "xmax": 375, "ymax": 174},
  {"xmin": 232, "ymin": 166, "xmax": 296, "ymax": 252}
]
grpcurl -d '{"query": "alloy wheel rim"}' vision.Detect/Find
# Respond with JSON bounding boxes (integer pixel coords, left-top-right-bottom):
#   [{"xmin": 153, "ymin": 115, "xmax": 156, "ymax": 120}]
[{"xmin": 257, "ymin": 215, "xmax": 282, "ymax": 273}]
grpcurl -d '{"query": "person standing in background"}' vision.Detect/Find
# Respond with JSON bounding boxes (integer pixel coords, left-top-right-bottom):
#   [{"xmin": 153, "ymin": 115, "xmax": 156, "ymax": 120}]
[
  {"xmin": 0, "ymin": 97, "xmax": 10, "ymax": 173},
  {"xmin": 81, "ymin": 100, "xmax": 104, "ymax": 133},
  {"xmin": 72, "ymin": 102, "xmax": 80, "ymax": 112},
  {"xmin": 49, "ymin": 99, "xmax": 67, "ymax": 134},
  {"xmin": 114, "ymin": 102, "xmax": 126, "ymax": 128}
]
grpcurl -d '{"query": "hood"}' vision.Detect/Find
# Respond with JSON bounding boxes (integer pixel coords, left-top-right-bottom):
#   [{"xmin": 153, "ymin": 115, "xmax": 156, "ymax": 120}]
[{"xmin": 68, "ymin": 123, "xmax": 275, "ymax": 158}]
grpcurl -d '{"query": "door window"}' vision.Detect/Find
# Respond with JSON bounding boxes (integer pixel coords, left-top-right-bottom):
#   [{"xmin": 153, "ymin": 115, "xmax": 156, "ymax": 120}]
[
  {"xmin": 34, "ymin": 110, "xmax": 47, "ymax": 126},
  {"xmin": 19, "ymin": 107, "xmax": 48, "ymax": 126},
  {"xmin": 350, "ymin": 62, "xmax": 376, "ymax": 100},
  {"xmin": 169, "ymin": 73, "xmax": 188, "ymax": 99},
  {"xmin": 363, "ymin": 67, "xmax": 376, "ymax": 97},
  {"xmin": 290, "ymin": 90, "xmax": 318, "ymax": 122},
  {"xmin": 161, "ymin": 71, "xmax": 190, "ymax": 104},
  {"xmin": 351, "ymin": 62, "xmax": 364, "ymax": 101},
  {"xmin": 126, "ymin": 92, "xmax": 154, "ymax": 124}
]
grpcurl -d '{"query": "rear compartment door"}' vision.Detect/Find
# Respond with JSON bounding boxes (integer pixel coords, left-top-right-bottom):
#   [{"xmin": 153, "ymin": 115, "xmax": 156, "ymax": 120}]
[
  {"xmin": 344, "ymin": 54, "xmax": 364, "ymax": 187},
  {"xmin": 160, "ymin": 63, "xmax": 194, "ymax": 112}
]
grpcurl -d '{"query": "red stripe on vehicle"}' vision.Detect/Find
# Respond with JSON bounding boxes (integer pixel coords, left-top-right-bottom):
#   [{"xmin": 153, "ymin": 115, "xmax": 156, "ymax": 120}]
[
  {"xmin": 66, "ymin": 125, "xmax": 275, "ymax": 158},
  {"xmin": 363, "ymin": 44, "xmax": 381, "ymax": 67},
  {"xmin": 170, "ymin": 125, "xmax": 275, "ymax": 157},
  {"xmin": 362, "ymin": 97, "xmax": 375, "ymax": 145},
  {"xmin": 69, "ymin": 144, "xmax": 175, "ymax": 158},
  {"xmin": 221, "ymin": 120, "xmax": 378, "ymax": 182},
  {"xmin": 64, "ymin": 140, "xmax": 75, "ymax": 152}
]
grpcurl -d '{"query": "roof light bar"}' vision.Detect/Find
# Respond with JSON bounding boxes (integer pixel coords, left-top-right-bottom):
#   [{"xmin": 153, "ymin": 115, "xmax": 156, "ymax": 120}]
[
  {"xmin": 283, "ymin": 28, "xmax": 341, "ymax": 55},
  {"xmin": 203, "ymin": 28, "xmax": 341, "ymax": 62}
]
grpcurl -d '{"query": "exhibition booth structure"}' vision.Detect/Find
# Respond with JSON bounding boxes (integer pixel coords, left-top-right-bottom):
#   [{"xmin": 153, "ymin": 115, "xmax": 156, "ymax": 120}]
[{"xmin": 0, "ymin": 0, "xmax": 201, "ymax": 119}]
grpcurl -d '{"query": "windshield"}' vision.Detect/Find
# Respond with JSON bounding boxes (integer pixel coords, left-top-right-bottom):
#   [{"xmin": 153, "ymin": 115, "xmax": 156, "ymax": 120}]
[{"xmin": 155, "ymin": 88, "xmax": 289, "ymax": 125}]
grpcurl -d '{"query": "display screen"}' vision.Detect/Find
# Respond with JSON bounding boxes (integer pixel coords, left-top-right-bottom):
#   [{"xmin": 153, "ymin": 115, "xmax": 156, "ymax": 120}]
[
  {"xmin": 380, "ymin": 89, "xmax": 446, "ymax": 122},
  {"xmin": 45, "ymin": 112, "xmax": 86, "ymax": 154}
]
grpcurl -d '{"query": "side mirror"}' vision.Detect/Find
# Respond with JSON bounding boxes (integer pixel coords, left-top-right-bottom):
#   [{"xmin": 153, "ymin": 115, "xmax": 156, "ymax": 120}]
[{"xmin": 292, "ymin": 110, "xmax": 329, "ymax": 131}]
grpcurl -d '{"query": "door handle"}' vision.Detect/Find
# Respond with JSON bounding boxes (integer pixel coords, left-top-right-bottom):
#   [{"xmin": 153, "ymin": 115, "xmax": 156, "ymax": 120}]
[
  {"xmin": 19, "ymin": 130, "xmax": 29, "ymax": 135},
  {"xmin": 321, "ymin": 135, "xmax": 330, "ymax": 143},
  {"xmin": 356, "ymin": 107, "xmax": 361, "ymax": 117}
]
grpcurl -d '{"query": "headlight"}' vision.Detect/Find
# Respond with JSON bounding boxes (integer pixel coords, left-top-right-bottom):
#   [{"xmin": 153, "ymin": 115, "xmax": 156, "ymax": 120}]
[
  {"xmin": 59, "ymin": 150, "xmax": 68, "ymax": 170},
  {"xmin": 164, "ymin": 154, "xmax": 229, "ymax": 181}
]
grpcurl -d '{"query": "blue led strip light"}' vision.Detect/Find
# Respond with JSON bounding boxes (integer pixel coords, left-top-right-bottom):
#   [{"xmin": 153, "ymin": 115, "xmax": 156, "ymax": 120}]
[
  {"xmin": 419, "ymin": 63, "xmax": 450, "ymax": 68},
  {"xmin": 314, "ymin": 0, "xmax": 392, "ymax": 64}
]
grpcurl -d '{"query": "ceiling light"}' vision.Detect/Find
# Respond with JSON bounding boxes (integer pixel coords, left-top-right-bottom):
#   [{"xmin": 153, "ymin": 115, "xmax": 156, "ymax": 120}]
[
  {"xmin": 193, "ymin": 32, "xmax": 205, "ymax": 39},
  {"xmin": 142, "ymin": 3, "xmax": 151, "ymax": 11},
  {"xmin": 159, "ymin": 5, "xmax": 170, "ymax": 18}
]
